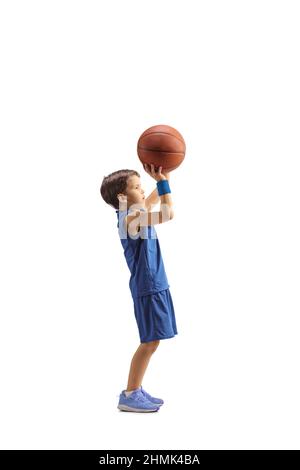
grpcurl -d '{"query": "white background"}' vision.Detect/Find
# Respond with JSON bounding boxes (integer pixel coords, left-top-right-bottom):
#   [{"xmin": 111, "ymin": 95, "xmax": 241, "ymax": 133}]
[{"xmin": 0, "ymin": 0, "xmax": 299, "ymax": 450}]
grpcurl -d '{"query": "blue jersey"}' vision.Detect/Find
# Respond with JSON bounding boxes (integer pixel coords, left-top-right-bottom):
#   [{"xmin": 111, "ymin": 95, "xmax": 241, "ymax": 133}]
[{"xmin": 116, "ymin": 208, "xmax": 170, "ymax": 299}]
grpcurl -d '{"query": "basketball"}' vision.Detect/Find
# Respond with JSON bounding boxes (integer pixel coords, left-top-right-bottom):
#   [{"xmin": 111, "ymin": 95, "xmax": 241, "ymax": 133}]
[{"xmin": 137, "ymin": 124, "xmax": 186, "ymax": 172}]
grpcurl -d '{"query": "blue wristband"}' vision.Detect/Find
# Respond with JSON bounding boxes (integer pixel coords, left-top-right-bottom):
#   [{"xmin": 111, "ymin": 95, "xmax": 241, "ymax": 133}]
[{"xmin": 156, "ymin": 179, "xmax": 171, "ymax": 196}]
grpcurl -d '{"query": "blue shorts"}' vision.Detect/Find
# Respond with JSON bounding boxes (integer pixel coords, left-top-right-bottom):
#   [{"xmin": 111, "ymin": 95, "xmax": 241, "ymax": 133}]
[{"xmin": 133, "ymin": 288, "xmax": 178, "ymax": 343}]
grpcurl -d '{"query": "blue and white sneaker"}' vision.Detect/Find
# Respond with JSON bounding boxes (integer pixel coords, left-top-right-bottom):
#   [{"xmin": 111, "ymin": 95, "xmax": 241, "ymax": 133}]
[
  {"xmin": 118, "ymin": 388, "xmax": 160, "ymax": 412},
  {"xmin": 140, "ymin": 386, "xmax": 164, "ymax": 406}
]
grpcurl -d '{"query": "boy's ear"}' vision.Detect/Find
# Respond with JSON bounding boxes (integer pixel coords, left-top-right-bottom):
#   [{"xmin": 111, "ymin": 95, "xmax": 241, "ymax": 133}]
[{"xmin": 117, "ymin": 193, "xmax": 127, "ymax": 203}]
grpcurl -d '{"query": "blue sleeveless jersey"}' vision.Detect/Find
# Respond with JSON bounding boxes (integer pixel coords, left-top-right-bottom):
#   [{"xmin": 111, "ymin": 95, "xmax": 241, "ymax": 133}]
[{"xmin": 116, "ymin": 208, "xmax": 170, "ymax": 299}]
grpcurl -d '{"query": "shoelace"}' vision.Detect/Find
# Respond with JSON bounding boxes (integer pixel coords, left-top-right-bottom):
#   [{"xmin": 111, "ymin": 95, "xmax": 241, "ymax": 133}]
[
  {"xmin": 140, "ymin": 387, "xmax": 152, "ymax": 399},
  {"xmin": 116, "ymin": 389, "xmax": 151, "ymax": 402},
  {"xmin": 119, "ymin": 390, "xmax": 146, "ymax": 402},
  {"xmin": 130, "ymin": 391, "xmax": 144, "ymax": 401}
]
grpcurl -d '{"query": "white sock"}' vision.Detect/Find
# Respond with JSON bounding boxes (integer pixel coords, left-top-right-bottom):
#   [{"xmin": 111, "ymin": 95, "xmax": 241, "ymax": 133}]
[{"xmin": 124, "ymin": 386, "xmax": 141, "ymax": 397}]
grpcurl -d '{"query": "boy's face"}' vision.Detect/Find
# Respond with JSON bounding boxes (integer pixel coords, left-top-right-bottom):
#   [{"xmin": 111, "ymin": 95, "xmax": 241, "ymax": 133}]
[{"xmin": 122, "ymin": 175, "xmax": 145, "ymax": 209}]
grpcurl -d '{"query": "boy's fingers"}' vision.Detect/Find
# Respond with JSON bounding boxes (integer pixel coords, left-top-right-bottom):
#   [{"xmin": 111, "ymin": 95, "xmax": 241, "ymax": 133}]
[{"xmin": 146, "ymin": 163, "xmax": 164, "ymax": 178}]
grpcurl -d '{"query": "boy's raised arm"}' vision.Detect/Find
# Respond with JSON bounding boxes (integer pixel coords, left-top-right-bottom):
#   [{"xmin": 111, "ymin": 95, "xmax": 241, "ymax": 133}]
[
  {"xmin": 144, "ymin": 163, "xmax": 170, "ymax": 210},
  {"xmin": 125, "ymin": 165, "xmax": 174, "ymax": 233}
]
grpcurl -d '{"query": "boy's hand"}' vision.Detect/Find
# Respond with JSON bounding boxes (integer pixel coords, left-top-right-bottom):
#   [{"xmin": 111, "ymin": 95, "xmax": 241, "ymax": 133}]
[{"xmin": 143, "ymin": 163, "xmax": 169, "ymax": 181}]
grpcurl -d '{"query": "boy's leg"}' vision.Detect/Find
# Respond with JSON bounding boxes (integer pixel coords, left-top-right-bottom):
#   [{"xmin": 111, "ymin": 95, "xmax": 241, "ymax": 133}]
[{"xmin": 126, "ymin": 340, "xmax": 160, "ymax": 391}]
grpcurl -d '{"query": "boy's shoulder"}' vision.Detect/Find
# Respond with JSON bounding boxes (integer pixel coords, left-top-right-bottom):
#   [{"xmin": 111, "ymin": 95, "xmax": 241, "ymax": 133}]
[
  {"xmin": 117, "ymin": 208, "xmax": 152, "ymax": 238},
  {"xmin": 124, "ymin": 208, "xmax": 147, "ymax": 237},
  {"xmin": 115, "ymin": 208, "xmax": 141, "ymax": 233}
]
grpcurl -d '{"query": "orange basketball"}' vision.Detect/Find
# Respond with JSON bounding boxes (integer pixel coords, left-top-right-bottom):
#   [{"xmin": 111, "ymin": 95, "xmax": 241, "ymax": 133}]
[{"xmin": 137, "ymin": 124, "xmax": 186, "ymax": 172}]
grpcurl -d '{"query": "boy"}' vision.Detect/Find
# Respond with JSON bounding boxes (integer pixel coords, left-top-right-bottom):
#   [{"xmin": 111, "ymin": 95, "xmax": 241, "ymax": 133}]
[{"xmin": 100, "ymin": 163, "xmax": 178, "ymax": 412}]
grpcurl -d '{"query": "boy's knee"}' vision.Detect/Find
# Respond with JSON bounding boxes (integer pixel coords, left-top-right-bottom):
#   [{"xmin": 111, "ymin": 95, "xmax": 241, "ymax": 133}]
[
  {"xmin": 151, "ymin": 340, "xmax": 160, "ymax": 351},
  {"xmin": 142, "ymin": 339, "xmax": 160, "ymax": 352}
]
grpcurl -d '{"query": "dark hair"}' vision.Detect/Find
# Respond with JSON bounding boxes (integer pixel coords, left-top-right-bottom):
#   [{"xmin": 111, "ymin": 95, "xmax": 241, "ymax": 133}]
[{"xmin": 100, "ymin": 169, "xmax": 140, "ymax": 210}]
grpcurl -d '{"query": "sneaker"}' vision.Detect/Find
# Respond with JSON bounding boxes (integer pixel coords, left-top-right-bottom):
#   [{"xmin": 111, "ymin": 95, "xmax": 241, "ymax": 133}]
[
  {"xmin": 140, "ymin": 386, "xmax": 164, "ymax": 406},
  {"xmin": 117, "ymin": 388, "xmax": 160, "ymax": 412}
]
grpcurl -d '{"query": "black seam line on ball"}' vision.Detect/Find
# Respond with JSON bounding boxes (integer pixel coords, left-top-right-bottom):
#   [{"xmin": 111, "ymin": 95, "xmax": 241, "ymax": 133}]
[
  {"xmin": 138, "ymin": 148, "xmax": 184, "ymax": 154},
  {"xmin": 139, "ymin": 132, "xmax": 184, "ymax": 143}
]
